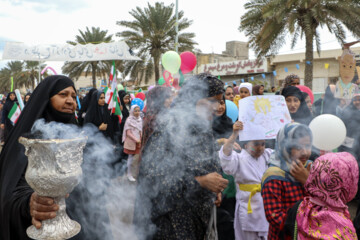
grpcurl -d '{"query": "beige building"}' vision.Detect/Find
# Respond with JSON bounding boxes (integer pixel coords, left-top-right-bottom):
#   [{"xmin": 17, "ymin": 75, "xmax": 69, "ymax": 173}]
[
  {"xmin": 269, "ymin": 47, "xmax": 360, "ymax": 92},
  {"xmin": 73, "ymin": 42, "xmax": 360, "ymax": 93}
]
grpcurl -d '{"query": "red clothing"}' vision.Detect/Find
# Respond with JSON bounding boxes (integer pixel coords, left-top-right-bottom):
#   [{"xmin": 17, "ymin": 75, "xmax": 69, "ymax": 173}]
[
  {"xmin": 261, "ymin": 179, "xmax": 304, "ymax": 240},
  {"xmin": 124, "ymin": 142, "xmax": 141, "ymax": 155}
]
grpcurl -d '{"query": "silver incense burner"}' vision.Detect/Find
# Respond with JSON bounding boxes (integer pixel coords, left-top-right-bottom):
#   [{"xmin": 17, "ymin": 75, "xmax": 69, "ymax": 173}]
[{"xmin": 19, "ymin": 136, "xmax": 87, "ymax": 240}]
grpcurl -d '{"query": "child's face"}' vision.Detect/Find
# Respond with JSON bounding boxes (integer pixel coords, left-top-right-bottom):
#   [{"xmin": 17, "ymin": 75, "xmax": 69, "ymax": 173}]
[
  {"xmin": 133, "ymin": 107, "xmax": 141, "ymax": 118},
  {"xmin": 246, "ymin": 140, "xmax": 265, "ymax": 158},
  {"xmin": 290, "ymin": 136, "xmax": 312, "ymax": 164},
  {"xmin": 123, "ymin": 95, "xmax": 130, "ymax": 105},
  {"xmin": 240, "ymin": 88, "xmax": 250, "ymax": 99}
]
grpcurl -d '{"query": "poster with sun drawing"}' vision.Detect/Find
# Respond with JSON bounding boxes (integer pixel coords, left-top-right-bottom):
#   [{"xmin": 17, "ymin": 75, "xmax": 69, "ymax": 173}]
[{"xmin": 238, "ymin": 95, "xmax": 291, "ymax": 141}]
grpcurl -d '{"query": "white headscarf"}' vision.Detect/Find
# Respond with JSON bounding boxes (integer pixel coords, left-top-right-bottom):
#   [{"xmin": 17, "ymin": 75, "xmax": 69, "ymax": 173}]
[{"xmin": 239, "ymin": 82, "xmax": 253, "ymax": 95}]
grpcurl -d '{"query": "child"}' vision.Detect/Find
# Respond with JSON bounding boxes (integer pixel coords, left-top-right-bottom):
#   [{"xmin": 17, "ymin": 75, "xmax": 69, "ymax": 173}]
[
  {"xmin": 220, "ymin": 121, "xmax": 272, "ymax": 240},
  {"xmin": 234, "ymin": 83, "xmax": 252, "ymax": 108},
  {"xmin": 285, "ymin": 152, "xmax": 358, "ymax": 239},
  {"xmin": 261, "ymin": 123, "xmax": 312, "ymax": 240},
  {"xmin": 239, "ymin": 82, "xmax": 252, "ymax": 99},
  {"xmin": 122, "ymin": 105, "xmax": 143, "ymax": 181}
]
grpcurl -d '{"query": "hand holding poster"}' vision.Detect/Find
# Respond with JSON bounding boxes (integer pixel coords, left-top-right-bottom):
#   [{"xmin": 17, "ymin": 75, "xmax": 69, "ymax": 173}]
[{"xmin": 238, "ymin": 95, "xmax": 291, "ymax": 141}]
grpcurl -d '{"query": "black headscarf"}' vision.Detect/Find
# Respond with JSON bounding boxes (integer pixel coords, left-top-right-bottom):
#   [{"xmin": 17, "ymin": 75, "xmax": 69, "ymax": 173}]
[
  {"xmin": 3, "ymin": 92, "xmax": 17, "ymax": 113},
  {"xmin": 84, "ymin": 90, "xmax": 118, "ymax": 141},
  {"xmin": 0, "ymin": 75, "xmax": 77, "ymax": 240},
  {"xmin": 173, "ymin": 73, "xmax": 224, "ymax": 109},
  {"xmin": 117, "ymin": 90, "xmax": 130, "ymax": 143},
  {"xmin": 282, "ymin": 86, "xmax": 313, "ymax": 125},
  {"xmin": 322, "ymin": 85, "xmax": 339, "ymax": 115},
  {"xmin": 118, "ymin": 90, "xmax": 130, "ymax": 120},
  {"xmin": 78, "ymin": 88, "xmax": 96, "ymax": 117},
  {"xmin": 23, "ymin": 93, "xmax": 31, "ymax": 105},
  {"xmin": 2, "ymin": 92, "xmax": 18, "ymax": 140},
  {"xmin": 84, "ymin": 91, "xmax": 108, "ymax": 126},
  {"xmin": 212, "ymin": 95, "xmax": 233, "ymax": 139}
]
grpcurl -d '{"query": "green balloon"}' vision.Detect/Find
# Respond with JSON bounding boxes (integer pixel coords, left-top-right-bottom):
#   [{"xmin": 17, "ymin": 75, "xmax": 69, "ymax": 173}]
[
  {"xmin": 117, "ymin": 84, "xmax": 124, "ymax": 90},
  {"xmin": 162, "ymin": 51, "xmax": 181, "ymax": 74},
  {"xmin": 158, "ymin": 77, "xmax": 165, "ymax": 85}
]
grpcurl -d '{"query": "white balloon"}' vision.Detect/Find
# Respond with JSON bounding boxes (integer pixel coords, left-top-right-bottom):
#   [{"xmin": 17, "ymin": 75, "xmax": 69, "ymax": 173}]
[{"xmin": 309, "ymin": 114, "xmax": 347, "ymax": 151}]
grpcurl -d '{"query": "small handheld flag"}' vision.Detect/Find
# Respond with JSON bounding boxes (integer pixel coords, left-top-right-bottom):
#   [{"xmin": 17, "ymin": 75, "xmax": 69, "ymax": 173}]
[{"xmin": 8, "ymin": 103, "xmax": 21, "ymax": 125}]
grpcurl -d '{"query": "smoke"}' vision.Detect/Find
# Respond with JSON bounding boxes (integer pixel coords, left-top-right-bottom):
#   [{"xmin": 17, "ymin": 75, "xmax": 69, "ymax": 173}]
[
  {"xmin": 30, "ymin": 119, "xmax": 138, "ymax": 240},
  {"xmin": 133, "ymin": 75, "xmax": 220, "ymax": 239}
]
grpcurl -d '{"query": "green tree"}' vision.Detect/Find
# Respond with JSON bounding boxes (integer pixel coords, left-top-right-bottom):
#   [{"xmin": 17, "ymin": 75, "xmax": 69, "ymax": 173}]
[
  {"xmin": 117, "ymin": 2, "xmax": 196, "ymax": 85},
  {"xmin": 62, "ymin": 27, "xmax": 115, "ymax": 87},
  {"xmin": 0, "ymin": 61, "xmax": 26, "ymax": 91},
  {"xmin": 23, "ymin": 61, "xmax": 46, "ymax": 89},
  {"xmin": 240, "ymin": 0, "xmax": 360, "ymax": 87}
]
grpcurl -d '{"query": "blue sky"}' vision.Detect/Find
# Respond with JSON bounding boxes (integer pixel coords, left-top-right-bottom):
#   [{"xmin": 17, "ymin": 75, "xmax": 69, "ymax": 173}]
[{"xmin": 0, "ymin": 0, "xmax": 358, "ymax": 73}]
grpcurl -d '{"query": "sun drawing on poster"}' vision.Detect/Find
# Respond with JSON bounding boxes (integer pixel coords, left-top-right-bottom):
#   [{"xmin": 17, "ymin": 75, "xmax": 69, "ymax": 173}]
[{"xmin": 254, "ymin": 97, "xmax": 272, "ymax": 115}]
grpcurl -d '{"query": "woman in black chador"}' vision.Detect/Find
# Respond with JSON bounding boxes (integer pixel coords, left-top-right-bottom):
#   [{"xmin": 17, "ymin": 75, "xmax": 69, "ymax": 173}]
[
  {"xmin": 84, "ymin": 89, "xmax": 119, "ymax": 142},
  {"xmin": 1, "ymin": 91, "xmax": 18, "ymax": 142},
  {"xmin": 0, "ymin": 75, "xmax": 112, "ymax": 240},
  {"xmin": 134, "ymin": 74, "xmax": 229, "ymax": 240}
]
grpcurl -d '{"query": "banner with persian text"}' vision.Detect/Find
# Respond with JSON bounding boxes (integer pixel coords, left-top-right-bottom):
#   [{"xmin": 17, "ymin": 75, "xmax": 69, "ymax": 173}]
[
  {"xmin": 201, "ymin": 58, "xmax": 267, "ymax": 76},
  {"xmin": 2, "ymin": 41, "xmax": 141, "ymax": 62}
]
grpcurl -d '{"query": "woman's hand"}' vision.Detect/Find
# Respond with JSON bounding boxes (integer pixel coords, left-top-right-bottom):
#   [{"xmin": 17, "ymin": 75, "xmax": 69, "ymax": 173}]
[
  {"xmin": 214, "ymin": 192, "xmax": 222, "ymax": 207},
  {"xmin": 290, "ymin": 160, "xmax": 311, "ymax": 185},
  {"xmin": 29, "ymin": 193, "xmax": 59, "ymax": 229},
  {"xmin": 99, "ymin": 123, "xmax": 107, "ymax": 131},
  {"xmin": 195, "ymin": 172, "xmax": 228, "ymax": 194}
]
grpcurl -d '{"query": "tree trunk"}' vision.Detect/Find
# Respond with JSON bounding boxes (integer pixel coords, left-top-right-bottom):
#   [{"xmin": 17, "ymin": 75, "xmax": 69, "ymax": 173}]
[
  {"xmin": 31, "ymin": 75, "xmax": 35, "ymax": 90},
  {"xmin": 154, "ymin": 55, "xmax": 160, "ymax": 85},
  {"xmin": 304, "ymin": 33, "xmax": 313, "ymax": 89},
  {"xmin": 92, "ymin": 62, "xmax": 97, "ymax": 88}
]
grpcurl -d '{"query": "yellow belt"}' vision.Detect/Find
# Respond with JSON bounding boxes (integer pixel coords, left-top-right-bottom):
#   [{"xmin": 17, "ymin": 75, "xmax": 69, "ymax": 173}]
[{"xmin": 238, "ymin": 184, "xmax": 261, "ymax": 214}]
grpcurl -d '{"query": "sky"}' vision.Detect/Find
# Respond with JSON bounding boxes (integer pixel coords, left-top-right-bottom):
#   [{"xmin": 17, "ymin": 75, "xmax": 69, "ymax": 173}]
[{"xmin": 0, "ymin": 0, "xmax": 359, "ymax": 74}]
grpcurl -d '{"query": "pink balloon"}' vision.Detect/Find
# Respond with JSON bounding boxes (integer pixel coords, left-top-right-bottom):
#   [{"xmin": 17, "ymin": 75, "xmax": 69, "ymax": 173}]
[
  {"xmin": 41, "ymin": 66, "xmax": 57, "ymax": 75},
  {"xmin": 130, "ymin": 94, "xmax": 135, "ymax": 100},
  {"xmin": 297, "ymin": 85, "xmax": 314, "ymax": 104},
  {"xmin": 148, "ymin": 85, "xmax": 155, "ymax": 91},
  {"xmin": 180, "ymin": 51, "xmax": 197, "ymax": 74},
  {"xmin": 135, "ymin": 92, "xmax": 146, "ymax": 101}
]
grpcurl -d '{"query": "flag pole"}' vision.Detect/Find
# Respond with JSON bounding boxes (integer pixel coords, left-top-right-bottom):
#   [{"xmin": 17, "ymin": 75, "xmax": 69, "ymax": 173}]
[{"xmin": 175, "ymin": 0, "xmax": 179, "ymax": 53}]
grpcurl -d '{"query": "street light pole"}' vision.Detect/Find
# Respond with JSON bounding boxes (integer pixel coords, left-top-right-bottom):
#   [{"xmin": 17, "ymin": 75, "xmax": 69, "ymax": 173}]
[{"xmin": 175, "ymin": 0, "xmax": 179, "ymax": 53}]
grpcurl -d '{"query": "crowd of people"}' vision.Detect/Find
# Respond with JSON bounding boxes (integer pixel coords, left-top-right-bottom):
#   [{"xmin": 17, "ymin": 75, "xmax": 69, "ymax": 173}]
[{"xmin": 0, "ymin": 73, "xmax": 359, "ymax": 240}]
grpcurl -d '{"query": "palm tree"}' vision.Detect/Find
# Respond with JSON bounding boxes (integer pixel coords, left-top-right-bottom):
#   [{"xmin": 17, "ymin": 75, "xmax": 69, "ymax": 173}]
[
  {"xmin": 0, "ymin": 61, "xmax": 26, "ymax": 91},
  {"xmin": 240, "ymin": 0, "xmax": 360, "ymax": 87},
  {"xmin": 62, "ymin": 27, "xmax": 115, "ymax": 87},
  {"xmin": 23, "ymin": 61, "xmax": 46, "ymax": 89},
  {"xmin": 117, "ymin": 2, "xmax": 197, "ymax": 85}
]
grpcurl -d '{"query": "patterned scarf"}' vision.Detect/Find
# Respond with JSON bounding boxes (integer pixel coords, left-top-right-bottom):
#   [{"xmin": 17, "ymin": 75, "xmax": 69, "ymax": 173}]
[
  {"xmin": 262, "ymin": 123, "xmax": 312, "ymax": 186},
  {"xmin": 296, "ymin": 152, "xmax": 359, "ymax": 240},
  {"xmin": 122, "ymin": 105, "xmax": 143, "ymax": 142}
]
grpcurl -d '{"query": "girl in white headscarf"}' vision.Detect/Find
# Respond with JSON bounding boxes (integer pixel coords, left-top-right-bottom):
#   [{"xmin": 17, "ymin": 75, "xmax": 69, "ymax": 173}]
[{"xmin": 122, "ymin": 105, "xmax": 142, "ymax": 181}]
